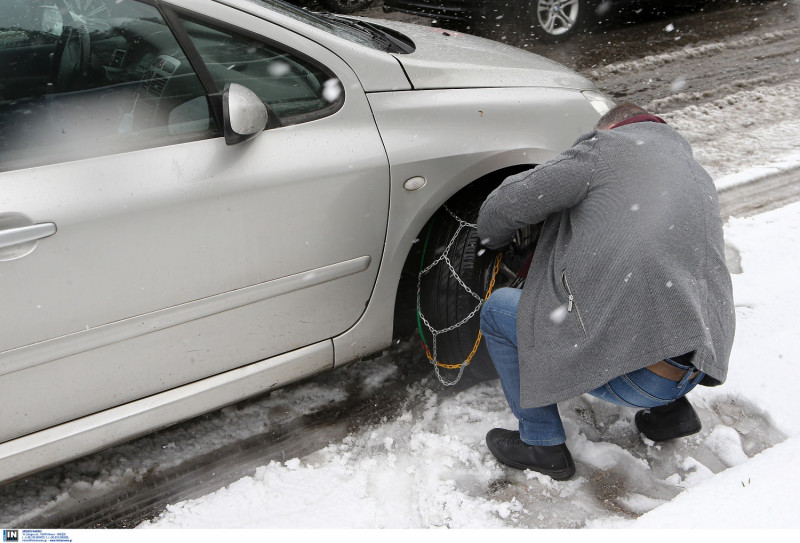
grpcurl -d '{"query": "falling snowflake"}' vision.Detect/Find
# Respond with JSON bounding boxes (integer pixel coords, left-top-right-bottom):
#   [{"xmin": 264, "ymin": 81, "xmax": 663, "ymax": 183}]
[{"xmin": 323, "ymin": 79, "xmax": 342, "ymax": 103}]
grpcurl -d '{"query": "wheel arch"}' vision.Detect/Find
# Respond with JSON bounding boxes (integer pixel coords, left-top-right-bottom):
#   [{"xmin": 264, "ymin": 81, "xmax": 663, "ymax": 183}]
[
  {"xmin": 391, "ymin": 165, "xmax": 534, "ymax": 339},
  {"xmin": 331, "ymin": 162, "xmax": 537, "ymax": 369}
]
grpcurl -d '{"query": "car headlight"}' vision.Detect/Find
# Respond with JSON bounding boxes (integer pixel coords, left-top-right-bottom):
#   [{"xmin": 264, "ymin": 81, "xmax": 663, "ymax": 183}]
[{"xmin": 582, "ymin": 90, "xmax": 615, "ymax": 116}]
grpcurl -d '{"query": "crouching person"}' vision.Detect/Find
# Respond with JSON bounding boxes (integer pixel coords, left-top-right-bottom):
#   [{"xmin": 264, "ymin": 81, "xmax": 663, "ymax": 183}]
[{"xmin": 476, "ymin": 103, "xmax": 735, "ymax": 480}]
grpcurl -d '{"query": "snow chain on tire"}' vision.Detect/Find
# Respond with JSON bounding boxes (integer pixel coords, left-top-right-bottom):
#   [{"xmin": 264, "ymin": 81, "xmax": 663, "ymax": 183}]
[{"xmin": 417, "ymin": 206, "xmax": 502, "ymax": 386}]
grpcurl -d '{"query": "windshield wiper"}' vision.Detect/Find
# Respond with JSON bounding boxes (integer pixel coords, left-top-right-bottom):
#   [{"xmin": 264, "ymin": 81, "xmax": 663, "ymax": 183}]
[
  {"xmin": 352, "ymin": 19, "xmax": 414, "ymax": 54},
  {"xmin": 315, "ymin": 12, "xmax": 413, "ymax": 54}
]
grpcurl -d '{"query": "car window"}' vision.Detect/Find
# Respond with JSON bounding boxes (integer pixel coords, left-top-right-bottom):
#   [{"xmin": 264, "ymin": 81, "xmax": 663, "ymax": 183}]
[
  {"xmin": 177, "ymin": 15, "xmax": 343, "ymax": 125},
  {"xmin": 0, "ymin": 0, "xmax": 218, "ymax": 172}
]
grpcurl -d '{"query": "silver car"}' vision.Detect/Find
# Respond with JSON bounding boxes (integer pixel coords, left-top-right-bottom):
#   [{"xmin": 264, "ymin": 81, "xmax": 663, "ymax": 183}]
[{"xmin": 0, "ymin": 0, "xmax": 613, "ymax": 484}]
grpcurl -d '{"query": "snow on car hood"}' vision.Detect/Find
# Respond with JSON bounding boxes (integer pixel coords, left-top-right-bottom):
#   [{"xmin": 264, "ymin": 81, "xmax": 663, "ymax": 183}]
[{"xmin": 370, "ymin": 19, "xmax": 594, "ymax": 90}]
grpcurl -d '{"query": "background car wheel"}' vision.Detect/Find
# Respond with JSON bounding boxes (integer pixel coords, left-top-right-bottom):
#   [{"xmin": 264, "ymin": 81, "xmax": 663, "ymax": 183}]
[
  {"xmin": 319, "ymin": 0, "xmax": 373, "ymax": 14},
  {"xmin": 531, "ymin": 0, "xmax": 595, "ymax": 42},
  {"xmin": 418, "ymin": 187, "xmax": 539, "ymax": 384}
]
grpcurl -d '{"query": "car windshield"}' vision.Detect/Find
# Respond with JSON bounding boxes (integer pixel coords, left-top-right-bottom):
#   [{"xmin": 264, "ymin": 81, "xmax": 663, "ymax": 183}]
[{"xmin": 236, "ymin": 0, "xmax": 413, "ymax": 53}]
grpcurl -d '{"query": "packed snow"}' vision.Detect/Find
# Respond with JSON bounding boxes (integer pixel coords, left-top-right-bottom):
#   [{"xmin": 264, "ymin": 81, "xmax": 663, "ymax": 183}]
[{"xmin": 133, "ymin": 83, "xmax": 800, "ymax": 528}]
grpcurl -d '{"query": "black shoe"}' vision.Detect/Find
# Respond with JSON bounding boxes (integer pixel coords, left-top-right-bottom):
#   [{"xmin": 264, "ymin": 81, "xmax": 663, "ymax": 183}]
[
  {"xmin": 635, "ymin": 396, "xmax": 702, "ymax": 441},
  {"xmin": 485, "ymin": 428, "xmax": 576, "ymax": 480}
]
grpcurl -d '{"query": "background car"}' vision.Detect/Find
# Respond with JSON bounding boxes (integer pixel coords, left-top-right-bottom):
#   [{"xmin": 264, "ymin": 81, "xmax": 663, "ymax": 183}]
[
  {"xmin": 319, "ymin": 0, "xmax": 375, "ymax": 14},
  {"xmin": 382, "ymin": 0, "xmax": 681, "ymax": 42},
  {"xmin": 0, "ymin": 0, "xmax": 612, "ymax": 484},
  {"xmin": 289, "ymin": 0, "xmax": 374, "ymax": 14}
]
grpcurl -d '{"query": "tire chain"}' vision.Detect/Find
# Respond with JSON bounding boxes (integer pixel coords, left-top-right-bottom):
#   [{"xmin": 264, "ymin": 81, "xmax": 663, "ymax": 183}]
[{"xmin": 416, "ymin": 206, "xmax": 488, "ymax": 386}]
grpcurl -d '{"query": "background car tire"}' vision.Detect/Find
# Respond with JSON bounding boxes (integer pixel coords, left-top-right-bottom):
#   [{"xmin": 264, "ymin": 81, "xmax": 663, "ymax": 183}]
[
  {"xmin": 530, "ymin": 0, "xmax": 597, "ymax": 42},
  {"xmin": 319, "ymin": 0, "xmax": 373, "ymax": 14}
]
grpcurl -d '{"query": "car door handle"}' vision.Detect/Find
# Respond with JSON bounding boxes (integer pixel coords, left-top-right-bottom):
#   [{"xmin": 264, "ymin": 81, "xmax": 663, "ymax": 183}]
[{"xmin": 0, "ymin": 222, "xmax": 57, "ymax": 249}]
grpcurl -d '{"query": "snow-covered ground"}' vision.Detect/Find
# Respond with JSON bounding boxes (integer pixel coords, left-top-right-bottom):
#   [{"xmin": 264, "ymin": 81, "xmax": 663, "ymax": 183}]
[{"xmin": 134, "ymin": 81, "xmax": 800, "ymax": 528}]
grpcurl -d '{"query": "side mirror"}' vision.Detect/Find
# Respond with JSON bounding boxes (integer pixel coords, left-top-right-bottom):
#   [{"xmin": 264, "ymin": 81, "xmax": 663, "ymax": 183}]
[{"xmin": 222, "ymin": 83, "xmax": 268, "ymax": 145}]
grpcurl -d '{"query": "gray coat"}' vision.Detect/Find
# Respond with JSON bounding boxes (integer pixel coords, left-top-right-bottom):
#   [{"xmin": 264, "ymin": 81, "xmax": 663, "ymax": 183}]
[{"xmin": 477, "ymin": 122, "xmax": 735, "ymax": 408}]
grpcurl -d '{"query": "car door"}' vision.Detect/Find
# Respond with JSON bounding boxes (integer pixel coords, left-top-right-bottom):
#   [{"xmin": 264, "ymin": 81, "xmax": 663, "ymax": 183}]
[{"xmin": 0, "ymin": 0, "xmax": 389, "ymax": 442}]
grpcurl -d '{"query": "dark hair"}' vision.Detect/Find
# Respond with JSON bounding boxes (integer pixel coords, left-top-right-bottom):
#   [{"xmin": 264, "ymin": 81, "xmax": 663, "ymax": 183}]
[{"xmin": 595, "ymin": 103, "xmax": 649, "ymax": 129}]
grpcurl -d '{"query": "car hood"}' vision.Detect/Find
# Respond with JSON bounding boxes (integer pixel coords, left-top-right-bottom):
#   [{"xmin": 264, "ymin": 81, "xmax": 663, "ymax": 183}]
[{"xmin": 368, "ymin": 19, "xmax": 594, "ymax": 91}]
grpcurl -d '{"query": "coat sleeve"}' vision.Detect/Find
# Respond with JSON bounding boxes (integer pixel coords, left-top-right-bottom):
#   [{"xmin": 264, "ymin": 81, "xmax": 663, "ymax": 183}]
[{"xmin": 476, "ymin": 133, "xmax": 599, "ymax": 249}]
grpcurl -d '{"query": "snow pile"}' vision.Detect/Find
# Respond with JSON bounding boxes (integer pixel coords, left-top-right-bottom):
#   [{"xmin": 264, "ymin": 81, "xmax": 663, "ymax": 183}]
[
  {"xmin": 139, "ymin": 383, "xmax": 525, "ymax": 528},
  {"xmin": 597, "ymin": 437, "xmax": 800, "ymax": 529}
]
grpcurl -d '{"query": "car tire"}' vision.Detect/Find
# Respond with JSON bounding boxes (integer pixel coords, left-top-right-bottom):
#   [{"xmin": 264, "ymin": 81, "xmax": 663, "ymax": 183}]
[
  {"xmin": 319, "ymin": 0, "xmax": 372, "ymax": 14},
  {"xmin": 418, "ymin": 191, "xmax": 500, "ymax": 382},
  {"xmin": 418, "ymin": 183, "xmax": 541, "ymax": 384},
  {"xmin": 530, "ymin": 0, "xmax": 597, "ymax": 42}
]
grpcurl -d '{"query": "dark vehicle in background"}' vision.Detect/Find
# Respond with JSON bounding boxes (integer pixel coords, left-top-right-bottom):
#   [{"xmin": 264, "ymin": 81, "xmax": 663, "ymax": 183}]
[
  {"xmin": 319, "ymin": 0, "xmax": 373, "ymax": 13},
  {"xmin": 383, "ymin": 0, "xmax": 678, "ymax": 41},
  {"xmin": 291, "ymin": 0, "xmax": 373, "ymax": 13}
]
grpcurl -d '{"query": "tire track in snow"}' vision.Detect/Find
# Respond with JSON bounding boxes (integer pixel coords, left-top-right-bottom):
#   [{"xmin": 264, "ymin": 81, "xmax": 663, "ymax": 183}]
[
  {"xmin": 658, "ymin": 82, "xmax": 800, "ymax": 187},
  {"xmin": 586, "ymin": 26, "xmax": 800, "ymax": 113},
  {"xmin": 586, "ymin": 27, "xmax": 800, "ymax": 79}
]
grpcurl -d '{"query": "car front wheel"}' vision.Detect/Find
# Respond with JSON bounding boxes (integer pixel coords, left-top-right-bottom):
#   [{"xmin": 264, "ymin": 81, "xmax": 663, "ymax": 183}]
[{"xmin": 417, "ymin": 188, "xmax": 539, "ymax": 385}]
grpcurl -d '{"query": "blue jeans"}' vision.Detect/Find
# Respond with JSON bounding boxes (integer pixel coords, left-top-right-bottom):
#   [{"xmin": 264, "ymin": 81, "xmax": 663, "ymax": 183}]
[{"xmin": 479, "ymin": 288, "xmax": 705, "ymax": 446}]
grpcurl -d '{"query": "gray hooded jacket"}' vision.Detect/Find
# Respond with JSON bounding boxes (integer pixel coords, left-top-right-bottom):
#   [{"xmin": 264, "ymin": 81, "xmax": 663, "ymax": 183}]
[{"xmin": 477, "ymin": 121, "xmax": 735, "ymax": 408}]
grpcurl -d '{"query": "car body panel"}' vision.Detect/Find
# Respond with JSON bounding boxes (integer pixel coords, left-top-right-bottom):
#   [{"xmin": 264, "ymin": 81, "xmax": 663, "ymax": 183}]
[
  {"xmin": 0, "ymin": 0, "xmax": 389, "ymax": 443},
  {"xmin": 375, "ymin": 19, "xmax": 595, "ymax": 90}
]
